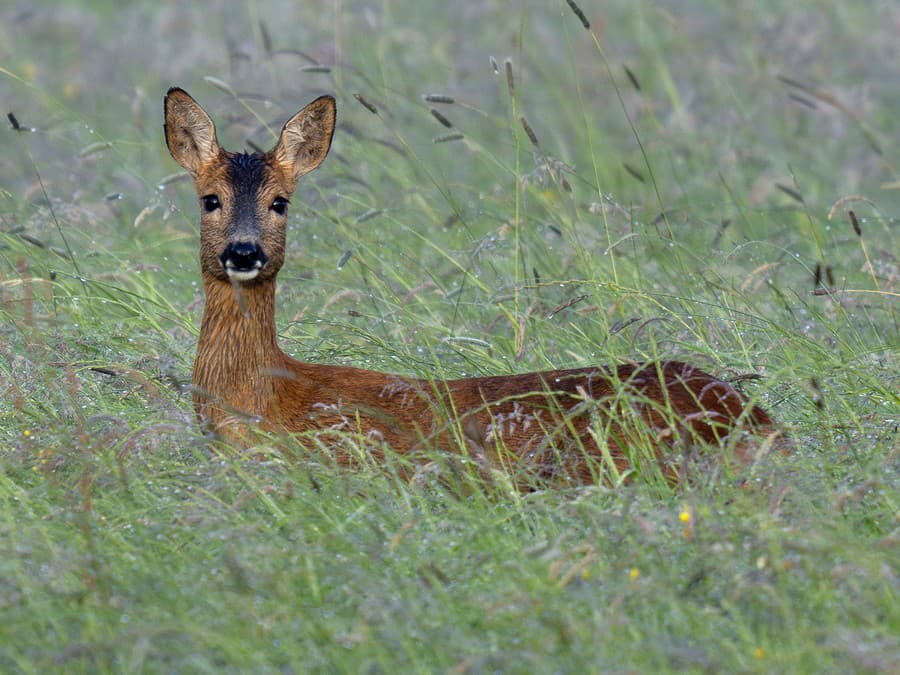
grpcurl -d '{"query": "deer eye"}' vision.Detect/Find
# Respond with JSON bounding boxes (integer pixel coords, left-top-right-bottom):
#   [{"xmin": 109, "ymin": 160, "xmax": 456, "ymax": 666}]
[
  {"xmin": 271, "ymin": 197, "xmax": 289, "ymax": 216},
  {"xmin": 201, "ymin": 195, "xmax": 221, "ymax": 212}
]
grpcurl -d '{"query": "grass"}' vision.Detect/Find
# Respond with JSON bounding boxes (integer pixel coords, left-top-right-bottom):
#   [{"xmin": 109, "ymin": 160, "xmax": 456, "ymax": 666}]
[{"xmin": 1, "ymin": 0, "xmax": 897, "ymax": 672}]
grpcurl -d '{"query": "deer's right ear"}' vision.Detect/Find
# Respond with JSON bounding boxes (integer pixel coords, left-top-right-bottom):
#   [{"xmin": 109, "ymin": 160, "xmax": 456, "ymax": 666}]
[
  {"xmin": 164, "ymin": 87, "xmax": 221, "ymax": 177},
  {"xmin": 272, "ymin": 95, "xmax": 336, "ymax": 183}
]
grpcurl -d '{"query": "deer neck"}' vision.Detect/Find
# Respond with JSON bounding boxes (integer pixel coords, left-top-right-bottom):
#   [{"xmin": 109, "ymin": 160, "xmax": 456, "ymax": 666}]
[{"xmin": 193, "ymin": 274, "xmax": 287, "ymax": 422}]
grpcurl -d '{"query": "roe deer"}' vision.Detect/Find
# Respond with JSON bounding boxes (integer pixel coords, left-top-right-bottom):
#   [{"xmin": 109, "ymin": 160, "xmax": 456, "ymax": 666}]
[{"xmin": 164, "ymin": 87, "xmax": 782, "ymax": 485}]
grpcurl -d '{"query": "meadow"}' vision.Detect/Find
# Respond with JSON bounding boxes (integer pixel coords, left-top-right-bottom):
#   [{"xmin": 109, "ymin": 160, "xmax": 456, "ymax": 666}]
[{"xmin": 0, "ymin": 1, "xmax": 897, "ymax": 672}]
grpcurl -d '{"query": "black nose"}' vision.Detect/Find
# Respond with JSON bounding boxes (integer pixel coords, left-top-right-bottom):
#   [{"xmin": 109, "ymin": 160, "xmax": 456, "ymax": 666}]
[{"xmin": 220, "ymin": 242, "xmax": 268, "ymax": 278}]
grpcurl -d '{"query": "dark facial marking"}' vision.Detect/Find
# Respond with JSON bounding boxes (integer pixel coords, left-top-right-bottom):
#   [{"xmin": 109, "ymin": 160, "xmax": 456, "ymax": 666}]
[
  {"xmin": 228, "ymin": 153, "xmax": 268, "ymax": 203},
  {"xmin": 227, "ymin": 152, "xmax": 269, "ymax": 236}
]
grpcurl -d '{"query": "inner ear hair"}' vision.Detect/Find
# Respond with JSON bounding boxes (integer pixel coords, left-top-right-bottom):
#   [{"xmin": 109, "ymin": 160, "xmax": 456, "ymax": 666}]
[
  {"xmin": 273, "ymin": 95, "xmax": 336, "ymax": 181},
  {"xmin": 164, "ymin": 87, "xmax": 221, "ymax": 176}
]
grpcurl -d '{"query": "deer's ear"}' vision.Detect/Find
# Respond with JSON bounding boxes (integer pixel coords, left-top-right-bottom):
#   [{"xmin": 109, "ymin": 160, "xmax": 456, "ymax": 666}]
[
  {"xmin": 271, "ymin": 95, "xmax": 336, "ymax": 183},
  {"xmin": 164, "ymin": 87, "xmax": 221, "ymax": 177}
]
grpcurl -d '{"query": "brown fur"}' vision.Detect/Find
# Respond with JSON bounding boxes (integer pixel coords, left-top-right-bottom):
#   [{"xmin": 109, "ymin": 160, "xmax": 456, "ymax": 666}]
[{"xmin": 164, "ymin": 87, "xmax": 784, "ymax": 486}]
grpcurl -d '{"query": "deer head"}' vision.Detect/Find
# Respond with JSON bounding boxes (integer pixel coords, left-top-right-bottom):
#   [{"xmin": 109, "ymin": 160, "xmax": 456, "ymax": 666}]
[{"xmin": 163, "ymin": 87, "xmax": 336, "ymax": 285}]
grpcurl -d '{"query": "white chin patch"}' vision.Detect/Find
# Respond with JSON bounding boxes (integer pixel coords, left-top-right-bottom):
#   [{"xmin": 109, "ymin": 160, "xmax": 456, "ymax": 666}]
[{"xmin": 225, "ymin": 268, "xmax": 260, "ymax": 281}]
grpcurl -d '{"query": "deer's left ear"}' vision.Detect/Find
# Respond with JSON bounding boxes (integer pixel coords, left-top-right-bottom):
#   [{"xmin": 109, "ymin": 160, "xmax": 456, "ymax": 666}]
[
  {"xmin": 271, "ymin": 95, "xmax": 336, "ymax": 183},
  {"xmin": 164, "ymin": 87, "xmax": 222, "ymax": 177}
]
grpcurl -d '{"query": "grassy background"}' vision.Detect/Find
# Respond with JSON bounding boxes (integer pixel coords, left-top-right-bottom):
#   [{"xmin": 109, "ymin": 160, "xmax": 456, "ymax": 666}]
[{"xmin": 1, "ymin": 0, "xmax": 897, "ymax": 671}]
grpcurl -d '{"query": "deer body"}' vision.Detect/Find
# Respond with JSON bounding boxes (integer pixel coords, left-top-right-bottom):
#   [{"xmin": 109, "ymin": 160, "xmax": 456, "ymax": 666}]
[{"xmin": 165, "ymin": 87, "xmax": 779, "ymax": 484}]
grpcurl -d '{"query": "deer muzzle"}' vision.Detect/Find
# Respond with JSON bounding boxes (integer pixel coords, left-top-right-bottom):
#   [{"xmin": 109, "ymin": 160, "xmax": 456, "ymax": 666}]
[{"xmin": 220, "ymin": 241, "xmax": 269, "ymax": 281}]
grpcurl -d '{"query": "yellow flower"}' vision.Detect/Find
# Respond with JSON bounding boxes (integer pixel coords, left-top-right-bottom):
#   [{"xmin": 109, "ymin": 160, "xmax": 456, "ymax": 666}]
[
  {"xmin": 754, "ymin": 646, "xmax": 766, "ymax": 659},
  {"xmin": 629, "ymin": 567, "xmax": 640, "ymax": 581}
]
